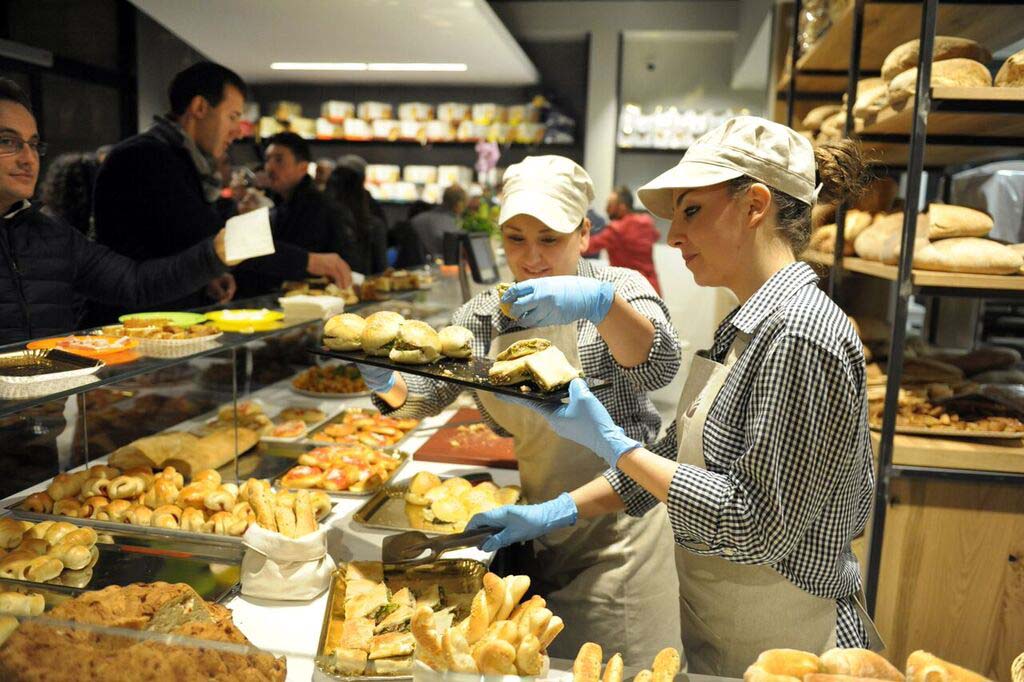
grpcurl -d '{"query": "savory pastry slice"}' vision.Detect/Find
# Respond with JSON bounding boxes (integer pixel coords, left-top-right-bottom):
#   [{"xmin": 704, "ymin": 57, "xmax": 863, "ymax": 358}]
[
  {"xmin": 344, "ymin": 579, "xmax": 381, "ymax": 603},
  {"xmin": 390, "ymin": 587, "xmax": 415, "ymax": 610},
  {"xmin": 345, "ymin": 582, "xmax": 390, "ymax": 620},
  {"xmin": 389, "ymin": 320, "xmax": 442, "ymax": 365},
  {"xmin": 361, "ymin": 311, "xmax": 405, "ymax": 357},
  {"xmin": 414, "ymin": 584, "xmax": 443, "ymax": 611},
  {"xmin": 270, "ymin": 420, "xmax": 306, "ymax": 438},
  {"xmin": 323, "ymin": 313, "xmax": 366, "ymax": 351},
  {"xmin": 328, "ymin": 648, "xmax": 369, "ymax": 676},
  {"xmin": 279, "ymin": 407, "xmax": 328, "ymax": 424},
  {"xmin": 339, "ymin": 617, "xmax": 375, "ymax": 651},
  {"xmin": 488, "ymin": 357, "xmax": 532, "ymax": 385},
  {"xmin": 368, "ymin": 657, "xmax": 414, "ymax": 675},
  {"xmin": 439, "ymin": 325, "xmax": 474, "ymax": 359},
  {"xmin": 496, "ymin": 338, "xmax": 550, "ymax": 361},
  {"xmin": 525, "ymin": 346, "xmax": 582, "ymax": 392},
  {"xmin": 375, "ymin": 603, "xmax": 414, "ymax": 634},
  {"xmin": 368, "ymin": 631, "xmax": 416, "ymax": 660}
]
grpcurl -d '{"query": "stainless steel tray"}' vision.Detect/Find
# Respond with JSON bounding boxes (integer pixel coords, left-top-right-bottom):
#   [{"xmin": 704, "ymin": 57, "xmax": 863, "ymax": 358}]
[
  {"xmin": 352, "ymin": 473, "xmax": 518, "ymax": 536},
  {"xmin": 314, "ymin": 559, "xmax": 487, "ymax": 682},
  {"xmin": 273, "ymin": 447, "xmax": 411, "ymax": 498}
]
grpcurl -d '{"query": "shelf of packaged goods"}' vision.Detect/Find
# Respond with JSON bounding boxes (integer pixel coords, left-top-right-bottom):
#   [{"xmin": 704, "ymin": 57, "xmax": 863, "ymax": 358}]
[
  {"xmin": 815, "ymin": 256, "xmax": 1024, "ymax": 293},
  {"xmin": 236, "ymin": 136, "xmax": 577, "ymax": 150},
  {"xmin": 871, "ymin": 431, "xmax": 1024, "ymax": 476},
  {"xmin": 795, "ymin": 2, "xmax": 1024, "ymax": 76},
  {"xmin": 861, "ymin": 87, "xmax": 1024, "ymax": 140}
]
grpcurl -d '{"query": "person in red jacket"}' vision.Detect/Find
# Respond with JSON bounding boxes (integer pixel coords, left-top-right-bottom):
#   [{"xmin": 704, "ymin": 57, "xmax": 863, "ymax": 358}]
[{"xmin": 586, "ymin": 185, "xmax": 662, "ymax": 293}]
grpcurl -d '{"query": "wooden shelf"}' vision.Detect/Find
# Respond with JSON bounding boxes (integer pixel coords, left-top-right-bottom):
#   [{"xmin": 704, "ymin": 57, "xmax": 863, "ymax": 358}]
[
  {"xmin": 776, "ymin": 72, "xmax": 850, "ymax": 95},
  {"xmin": 857, "ymin": 138, "xmax": 1024, "ymax": 168},
  {"xmin": 872, "ymin": 432, "xmax": 1024, "ymax": 475},
  {"xmin": 847, "ymin": 256, "xmax": 1024, "ymax": 291},
  {"xmin": 862, "ymin": 87, "xmax": 1024, "ymax": 139},
  {"xmin": 797, "ymin": 3, "xmax": 1024, "ymax": 75}
]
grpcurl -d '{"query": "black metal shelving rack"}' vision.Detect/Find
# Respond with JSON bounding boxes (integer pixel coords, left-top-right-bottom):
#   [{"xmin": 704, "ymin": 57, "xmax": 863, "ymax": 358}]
[{"xmin": 782, "ymin": 0, "xmax": 1024, "ymax": 615}]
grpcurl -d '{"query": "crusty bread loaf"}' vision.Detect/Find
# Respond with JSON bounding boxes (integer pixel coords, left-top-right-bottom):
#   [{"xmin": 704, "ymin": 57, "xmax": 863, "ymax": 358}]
[
  {"xmin": 913, "ymin": 237, "xmax": 1024, "ymax": 275},
  {"xmin": 889, "ymin": 59, "xmax": 992, "ymax": 111},
  {"xmin": 810, "ymin": 211, "xmax": 876, "ymax": 256},
  {"xmin": 882, "ymin": 37, "xmax": 992, "ymax": 83},
  {"xmin": 927, "ymin": 204, "xmax": 993, "ymax": 240},
  {"xmin": 818, "ymin": 111, "xmax": 847, "ymax": 142},
  {"xmin": 854, "ymin": 213, "xmax": 929, "ymax": 263},
  {"xmin": 802, "ymin": 104, "xmax": 843, "ymax": 132},
  {"xmin": 905, "ymin": 650, "xmax": 990, "ymax": 682},
  {"xmin": 850, "ymin": 78, "xmax": 890, "ymax": 122},
  {"xmin": 929, "ymin": 346, "xmax": 1020, "ymax": 375},
  {"xmin": 163, "ymin": 426, "xmax": 259, "ymax": 476},
  {"xmin": 108, "ymin": 431, "xmax": 199, "ymax": 470},
  {"xmin": 995, "ymin": 49, "xmax": 1024, "ymax": 87},
  {"xmin": 820, "ymin": 648, "xmax": 905, "ymax": 681}
]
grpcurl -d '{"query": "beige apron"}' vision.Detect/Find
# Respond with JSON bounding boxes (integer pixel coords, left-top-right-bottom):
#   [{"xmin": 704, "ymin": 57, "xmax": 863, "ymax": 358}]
[
  {"xmin": 673, "ymin": 333, "xmax": 881, "ymax": 676},
  {"xmin": 477, "ymin": 323, "xmax": 681, "ymax": 664}
]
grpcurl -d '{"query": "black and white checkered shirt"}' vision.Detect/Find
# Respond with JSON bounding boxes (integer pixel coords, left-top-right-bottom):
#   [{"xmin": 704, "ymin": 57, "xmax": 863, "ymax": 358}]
[
  {"xmin": 605, "ymin": 262, "xmax": 875, "ymax": 647},
  {"xmin": 374, "ymin": 259, "xmax": 682, "ymax": 470}
]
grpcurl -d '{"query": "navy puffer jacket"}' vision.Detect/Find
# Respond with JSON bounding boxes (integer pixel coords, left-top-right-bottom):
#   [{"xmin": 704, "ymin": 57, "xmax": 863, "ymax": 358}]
[{"xmin": 0, "ymin": 201, "xmax": 225, "ymax": 346}]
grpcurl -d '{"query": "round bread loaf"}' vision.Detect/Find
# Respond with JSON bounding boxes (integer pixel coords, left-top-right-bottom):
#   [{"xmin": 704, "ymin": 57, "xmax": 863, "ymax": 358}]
[
  {"xmin": 882, "ymin": 36, "xmax": 992, "ymax": 82},
  {"xmin": 913, "ymin": 237, "xmax": 1024, "ymax": 275},
  {"xmin": 996, "ymin": 49, "xmax": 1024, "ymax": 87},
  {"xmin": 801, "ymin": 104, "xmax": 842, "ymax": 132},
  {"xmin": 888, "ymin": 59, "xmax": 992, "ymax": 110}
]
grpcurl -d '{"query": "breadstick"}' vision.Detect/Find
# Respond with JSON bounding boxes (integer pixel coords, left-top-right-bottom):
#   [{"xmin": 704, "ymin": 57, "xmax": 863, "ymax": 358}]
[
  {"xmin": 520, "ymin": 607, "xmax": 552, "ymax": 643},
  {"xmin": 275, "ymin": 490, "xmax": 296, "ymax": 509},
  {"xmin": 275, "ymin": 506, "xmax": 297, "ymax": 538},
  {"xmin": 294, "ymin": 491, "xmax": 317, "ymax": 536},
  {"xmin": 574, "ymin": 642, "xmax": 603, "ymax": 682},
  {"xmin": 540, "ymin": 615, "xmax": 564, "ymax": 649},
  {"xmin": 652, "ymin": 648, "xmax": 681, "ymax": 682},
  {"xmin": 443, "ymin": 628, "xmax": 479, "ymax": 673},
  {"xmin": 496, "ymin": 574, "xmax": 530, "ymax": 621},
  {"xmin": 465, "ymin": 589, "xmax": 491, "ymax": 644},
  {"xmin": 482, "ymin": 572, "xmax": 505, "ymax": 621},
  {"xmin": 477, "ymin": 639, "xmax": 517, "ymax": 675},
  {"xmin": 0, "ymin": 591, "xmax": 44, "ymax": 617},
  {"xmin": 516, "ymin": 633, "xmax": 544, "ymax": 676},
  {"xmin": 251, "ymin": 488, "xmax": 277, "ymax": 532},
  {"xmin": 510, "ymin": 594, "xmax": 545, "ymax": 623},
  {"xmin": 634, "ymin": 670, "xmax": 653, "ymax": 682},
  {"xmin": 603, "ymin": 653, "xmax": 624, "ymax": 682},
  {"xmin": 411, "ymin": 604, "xmax": 446, "ymax": 670}
]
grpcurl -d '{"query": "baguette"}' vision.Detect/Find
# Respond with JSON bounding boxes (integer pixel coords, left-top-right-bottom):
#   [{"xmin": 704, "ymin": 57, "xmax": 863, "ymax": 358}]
[
  {"xmin": 294, "ymin": 491, "xmax": 316, "ymax": 536},
  {"xmin": 165, "ymin": 428, "xmax": 259, "ymax": 476},
  {"xmin": 905, "ymin": 650, "xmax": 989, "ymax": 682}
]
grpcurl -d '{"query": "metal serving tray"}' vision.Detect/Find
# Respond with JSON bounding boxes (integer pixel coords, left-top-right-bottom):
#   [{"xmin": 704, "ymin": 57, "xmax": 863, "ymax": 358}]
[
  {"xmin": 273, "ymin": 447, "xmax": 411, "ymax": 498},
  {"xmin": 310, "ymin": 347, "xmax": 609, "ymax": 403},
  {"xmin": 352, "ymin": 473, "xmax": 521, "ymax": 536},
  {"xmin": 314, "ymin": 559, "xmax": 487, "ymax": 682}
]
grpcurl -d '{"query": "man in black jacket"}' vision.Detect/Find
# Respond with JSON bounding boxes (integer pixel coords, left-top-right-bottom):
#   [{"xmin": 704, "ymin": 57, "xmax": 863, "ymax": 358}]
[
  {"xmin": 92, "ymin": 62, "xmax": 351, "ymax": 317},
  {"xmin": 0, "ymin": 78, "xmax": 233, "ymax": 345},
  {"xmin": 235, "ymin": 133, "xmax": 356, "ymax": 297}
]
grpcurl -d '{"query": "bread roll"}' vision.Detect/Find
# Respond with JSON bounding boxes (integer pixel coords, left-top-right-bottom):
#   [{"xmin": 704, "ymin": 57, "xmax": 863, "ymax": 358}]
[
  {"xmin": 107, "ymin": 475, "xmax": 146, "ymax": 500},
  {"xmin": 53, "ymin": 499, "xmax": 83, "ymax": 517},
  {"xmin": 124, "ymin": 504, "xmax": 153, "ymax": 526},
  {"xmin": 820, "ymin": 648, "xmax": 904, "ymax": 681},
  {"xmin": 854, "ymin": 213, "xmax": 928, "ymax": 262},
  {"xmin": 203, "ymin": 489, "xmax": 236, "ymax": 512},
  {"xmin": 21, "ymin": 492, "xmax": 53, "ymax": 515},
  {"xmin": 801, "ymin": 104, "xmax": 842, "ymax": 132},
  {"xmin": 744, "ymin": 649, "xmax": 820, "ymax": 682},
  {"xmin": 889, "ymin": 59, "xmax": 992, "ymax": 111},
  {"xmin": 154, "ymin": 466, "xmax": 184, "ymax": 490},
  {"xmin": 996, "ymin": 49, "xmax": 1024, "ymax": 87},
  {"xmin": 913, "ymin": 237, "xmax": 1024, "ymax": 275},
  {"xmin": 652, "ymin": 648, "xmax": 682, "ymax": 682},
  {"xmin": 390, "ymin": 320, "xmax": 442, "ymax": 365},
  {"xmin": 927, "ymin": 204, "xmax": 993, "ymax": 240},
  {"xmin": 361, "ymin": 311, "xmax": 405, "ymax": 356},
  {"xmin": 150, "ymin": 505, "xmax": 182, "ymax": 529},
  {"xmin": 439, "ymin": 325, "xmax": 474, "ymax": 359},
  {"xmin": 80, "ymin": 477, "xmax": 111, "ymax": 498},
  {"xmin": 87, "ymin": 464, "xmax": 121, "ymax": 481},
  {"xmin": 0, "ymin": 591, "xmax": 44, "ymax": 617},
  {"xmin": 46, "ymin": 473, "xmax": 83, "ymax": 501},
  {"xmin": 0, "ymin": 519, "xmax": 25, "ymax": 550},
  {"xmin": 143, "ymin": 479, "xmax": 180, "ymax": 508},
  {"xmin": 180, "ymin": 507, "xmax": 211, "ymax": 534},
  {"xmin": 905, "ymin": 650, "xmax": 989, "ymax": 682},
  {"xmin": 882, "ymin": 37, "xmax": 992, "ymax": 83},
  {"xmin": 26, "ymin": 555, "xmax": 64, "ymax": 582}
]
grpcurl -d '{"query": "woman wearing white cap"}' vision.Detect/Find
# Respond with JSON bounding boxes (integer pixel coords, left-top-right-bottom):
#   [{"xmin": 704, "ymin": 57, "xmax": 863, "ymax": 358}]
[
  {"xmin": 359, "ymin": 155, "xmax": 683, "ymax": 661},
  {"xmin": 468, "ymin": 117, "xmax": 883, "ymax": 672}
]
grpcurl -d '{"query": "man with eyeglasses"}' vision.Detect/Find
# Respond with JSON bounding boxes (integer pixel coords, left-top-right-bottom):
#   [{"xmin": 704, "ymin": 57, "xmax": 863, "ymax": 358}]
[{"xmin": 0, "ymin": 78, "xmax": 240, "ymax": 345}]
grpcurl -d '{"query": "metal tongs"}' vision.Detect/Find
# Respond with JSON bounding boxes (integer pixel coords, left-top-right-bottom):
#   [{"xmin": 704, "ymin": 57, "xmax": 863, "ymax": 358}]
[{"xmin": 381, "ymin": 527, "xmax": 497, "ymax": 565}]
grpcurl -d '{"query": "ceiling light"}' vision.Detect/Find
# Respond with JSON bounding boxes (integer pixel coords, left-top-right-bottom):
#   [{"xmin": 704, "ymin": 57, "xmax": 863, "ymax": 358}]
[
  {"xmin": 368, "ymin": 63, "xmax": 467, "ymax": 72},
  {"xmin": 270, "ymin": 62, "xmax": 367, "ymax": 71}
]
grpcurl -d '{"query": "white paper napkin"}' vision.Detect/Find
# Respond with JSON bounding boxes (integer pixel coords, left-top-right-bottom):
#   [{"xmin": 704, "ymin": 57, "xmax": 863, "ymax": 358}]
[{"xmin": 225, "ymin": 207, "xmax": 275, "ymax": 262}]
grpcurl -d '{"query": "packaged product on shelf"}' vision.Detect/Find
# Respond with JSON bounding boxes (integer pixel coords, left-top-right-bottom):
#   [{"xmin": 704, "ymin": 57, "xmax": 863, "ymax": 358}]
[
  {"xmin": 437, "ymin": 101, "xmax": 470, "ymax": 123},
  {"xmin": 397, "ymin": 102, "xmax": 434, "ymax": 121},
  {"xmin": 437, "ymin": 165, "xmax": 473, "ymax": 188},
  {"xmin": 456, "ymin": 120, "xmax": 486, "ymax": 142},
  {"xmin": 258, "ymin": 116, "xmax": 285, "ymax": 140},
  {"xmin": 472, "ymin": 103, "xmax": 507, "ymax": 126},
  {"xmin": 420, "ymin": 183, "xmax": 442, "ymax": 204},
  {"xmin": 398, "ymin": 120, "xmax": 426, "ymax": 142},
  {"xmin": 425, "ymin": 120, "xmax": 455, "ymax": 143},
  {"xmin": 392, "ymin": 182, "xmax": 419, "ymax": 202},
  {"xmin": 342, "ymin": 118, "xmax": 372, "ymax": 141},
  {"xmin": 372, "ymin": 119, "xmax": 401, "ymax": 141},
  {"xmin": 272, "ymin": 100, "xmax": 302, "ymax": 121},
  {"xmin": 357, "ymin": 101, "xmax": 393, "ymax": 121},
  {"xmin": 321, "ymin": 100, "xmax": 355, "ymax": 123},
  {"xmin": 513, "ymin": 122, "xmax": 545, "ymax": 145},
  {"xmin": 487, "ymin": 122, "xmax": 511, "ymax": 144},
  {"xmin": 316, "ymin": 117, "xmax": 342, "ymax": 140},
  {"xmin": 366, "ymin": 164, "xmax": 401, "ymax": 184},
  {"xmin": 403, "ymin": 165, "xmax": 438, "ymax": 184},
  {"xmin": 289, "ymin": 116, "xmax": 316, "ymax": 139}
]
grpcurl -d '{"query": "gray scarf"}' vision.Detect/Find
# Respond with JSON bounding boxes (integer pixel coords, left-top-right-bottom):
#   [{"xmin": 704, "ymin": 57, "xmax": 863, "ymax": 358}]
[{"xmin": 147, "ymin": 115, "xmax": 222, "ymax": 203}]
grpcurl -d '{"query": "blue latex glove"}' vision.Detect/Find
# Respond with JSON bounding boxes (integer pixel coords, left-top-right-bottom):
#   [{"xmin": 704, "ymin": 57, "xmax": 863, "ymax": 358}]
[
  {"xmin": 502, "ymin": 276, "xmax": 615, "ymax": 327},
  {"xmin": 499, "ymin": 378, "xmax": 640, "ymax": 466},
  {"xmin": 466, "ymin": 492, "xmax": 578, "ymax": 552},
  {"xmin": 356, "ymin": 364, "xmax": 396, "ymax": 393}
]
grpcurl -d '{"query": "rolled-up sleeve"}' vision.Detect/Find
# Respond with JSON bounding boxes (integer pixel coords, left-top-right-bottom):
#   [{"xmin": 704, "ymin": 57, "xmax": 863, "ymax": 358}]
[
  {"xmin": 663, "ymin": 336, "xmax": 860, "ymax": 563},
  {"xmin": 615, "ymin": 286, "xmax": 682, "ymax": 392}
]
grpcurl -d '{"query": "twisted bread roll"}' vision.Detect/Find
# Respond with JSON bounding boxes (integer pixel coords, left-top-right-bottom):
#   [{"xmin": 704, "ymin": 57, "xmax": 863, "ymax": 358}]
[
  {"xmin": 151, "ymin": 505, "xmax": 182, "ymax": 529},
  {"xmin": 124, "ymin": 504, "xmax": 153, "ymax": 526},
  {"xmin": 14, "ymin": 538, "xmax": 49, "ymax": 556},
  {"xmin": 209, "ymin": 511, "xmax": 247, "ymax": 536},
  {"xmin": 220, "ymin": 483, "xmax": 239, "ymax": 498},
  {"xmin": 52, "ymin": 499, "xmax": 83, "ymax": 517},
  {"xmin": 26, "ymin": 555, "xmax": 64, "ymax": 582},
  {"xmin": 177, "ymin": 483, "xmax": 212, "ymax": 509},
  {"xmin": 0, "ymin": 591, "xmax": 44, "ymax": 617},
  {"xmin": 154, "ymin": 466, "xmax": 184, "ymax": 490},
  {"xmin": 192, "ymin": 469, "xmax": 222, "ymax": 487},
  {"xmin": 820, "ymin": 648, "xmax": 904, "ymax": 681},
  {"xmin": 43, "ymin": 521, "xmax": 78, "ymax": 546},
  {"xmin": 46, "ymin": 473, "xmax": 84, "ymax": 501},
  {"xmin": 121, "ymin": 467, "xmax": 155, "ymax": 489},
  {"xmin": 21, "ymin": 492, "xmax": 53, "ymax": 514},
  {"xmin": 86, "ymin": 464, "xmax": 121, "ymax": 480},
  {"xmin": 180, "ymin": 508, "xmax": 211, "ymax": 534},
  {"xmin": 0, "ymin": 518, "xmax": 25, "ymax": 549},
  {"xmin": 231, "ymin": 501, "xmax": 255, "ymax": 525},
  {"xmin": 108, "ymin": 476, "xmax": 146, "ymax": 500},
  {"xmin": 80, "ymin": 477, "xmax": 111, "ymax": 499},
  {"xmin": 203, "ymin": 489, "xmax": 236, "ymax": 513},
  {"xmin": 47, "ymin": 528, "xmax": 98, "ymax": 570},
  {"xmin": 142, "ymin": 479, "xmax": 180, "ymax": 508}
]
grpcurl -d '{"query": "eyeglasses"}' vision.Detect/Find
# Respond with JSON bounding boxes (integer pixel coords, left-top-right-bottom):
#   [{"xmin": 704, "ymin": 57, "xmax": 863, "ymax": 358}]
[{"xmin": 0, "ymin": 135, "xmax": 47, "ymax": 158}]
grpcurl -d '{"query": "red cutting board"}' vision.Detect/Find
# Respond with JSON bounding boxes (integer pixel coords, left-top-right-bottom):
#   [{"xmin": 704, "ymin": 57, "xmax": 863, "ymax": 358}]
[{"xmin": 414, "ymin": 408, "xmax": 518, "ymax": 469}]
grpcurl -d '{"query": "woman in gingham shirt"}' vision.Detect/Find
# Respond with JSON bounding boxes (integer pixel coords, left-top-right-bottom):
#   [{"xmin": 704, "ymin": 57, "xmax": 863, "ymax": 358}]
[
  {"xmin": 361, "ymin": 156, "xmax": 684, "ymax": 663},
  {"xmin": 469, "ymin": 118, "xmax": 882, "ymax": 673}
]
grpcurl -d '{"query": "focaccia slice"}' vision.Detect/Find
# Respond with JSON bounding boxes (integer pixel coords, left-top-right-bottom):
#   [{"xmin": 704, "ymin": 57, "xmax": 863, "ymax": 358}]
[
  {"xmin": 328, "ymin": 648, "xmax": 369, "ymax": 676},
  {"xmin": 368, "ymin": 656, "xmax": 414, "ymax": 675},
  {"xmin": 369, "ymin": 631, "xmax": 416, "ymax": 660},
  {"xmin": 339, "ymin": 617, "xmax": 375, "ymax": 651},
  {"xmin": 524, "ymin": 346, "xmax": 582, "ymax": 391},
  {"xmin": 488, "ymin": 357, "xmax": 531, "ymax": 385},
  {"xmin": 345, "ymin": 583, "xmax": 390, "ymax": 621}
]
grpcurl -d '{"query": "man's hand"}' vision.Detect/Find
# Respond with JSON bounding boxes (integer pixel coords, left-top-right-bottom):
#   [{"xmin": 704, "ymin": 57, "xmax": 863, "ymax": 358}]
[
  {"xmin": 206, "ymin": 273, "xmax": 237, "ymax": 304},
  {"xmin": 307, "ymin": 252, "xmax": 353, "ymax": 288}
]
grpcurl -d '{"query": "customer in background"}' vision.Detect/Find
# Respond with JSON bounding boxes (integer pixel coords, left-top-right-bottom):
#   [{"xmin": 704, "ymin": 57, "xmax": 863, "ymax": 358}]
[
  {"xmin": 337, "ymin": 154, "xmax": 388, "ymax": 226},
  {"xmin": 40, "ymin": 152, "xmax": 100, "ymax": 237},
  {"xmin": 314, "ymin": 158, "xmax": 335, "ymax": 192},
  {"xmin": 388, "ymin": 200, "xmax": 432, "ymax": 268},
  {"xmin": 325, "ymin": 160, "xmax": 388, "ymax": 275},
  {"xmin": 585, "ymin": 185, "xmax": 662, "ymax": 293},
  {"xmin": 92, "ymin": 61, "xmax": 351, "ymax": 319},
  {"xmin": 0, "ymin": 78, "xmax": 238, "ymax": 345},
  {"xmin": 411, "ymin": 184, "xmax": 466, "ymax": 262}
]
